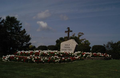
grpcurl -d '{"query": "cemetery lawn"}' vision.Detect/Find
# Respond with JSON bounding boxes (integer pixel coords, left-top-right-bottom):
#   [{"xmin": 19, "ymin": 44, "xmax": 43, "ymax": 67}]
[{"xmin": 0, "ymin": 59, "xmax": 120, "ymax": 78}]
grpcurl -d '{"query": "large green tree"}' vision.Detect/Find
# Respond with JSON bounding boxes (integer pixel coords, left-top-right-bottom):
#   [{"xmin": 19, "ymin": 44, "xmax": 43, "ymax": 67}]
[{"xmin": 0, "ymin": 16, "xmax": 31, "ymax": 56}]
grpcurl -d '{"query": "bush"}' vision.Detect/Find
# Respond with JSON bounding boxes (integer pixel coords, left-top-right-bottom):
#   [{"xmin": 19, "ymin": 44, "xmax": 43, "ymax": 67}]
[
  {"xmin": 47, "ymin": 45, "xmax": 57, "ymax": 50},
  {"xmin": 76, "ymin": 44, "xmax": 91, "ymax": 52},
  {"xmin": 92, "ymin": 45, "xmax": 106, "ymax": 53},
  {"xmin": 37, "ymin": 45, "xmax": 47, "ymax": 50},
  {"xmin": 106, "ymin": 50, "xmax": 120, "ymax": 59}
]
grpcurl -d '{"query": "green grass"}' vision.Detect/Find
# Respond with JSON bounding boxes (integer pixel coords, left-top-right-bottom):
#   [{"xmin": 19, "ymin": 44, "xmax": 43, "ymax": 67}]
[{"xmin": 0, "ymin": 59, "xmax": 120, "ymax": 78}]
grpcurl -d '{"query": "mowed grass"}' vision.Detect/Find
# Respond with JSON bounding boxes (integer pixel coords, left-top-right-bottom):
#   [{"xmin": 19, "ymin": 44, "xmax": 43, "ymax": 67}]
[{"xmin": 0, "ymin": 59, "xmax": 120, "ymax": 78}]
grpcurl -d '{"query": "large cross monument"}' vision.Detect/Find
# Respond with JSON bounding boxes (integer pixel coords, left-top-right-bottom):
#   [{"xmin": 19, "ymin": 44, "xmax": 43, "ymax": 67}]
[{"xmin": 60, "ymin": 27, "xmax": 78, "ymax": 52}]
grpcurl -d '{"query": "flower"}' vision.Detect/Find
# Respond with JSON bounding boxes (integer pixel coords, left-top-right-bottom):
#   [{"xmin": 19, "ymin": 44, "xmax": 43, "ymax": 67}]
[{"xmin": 2, "ymin": 50, "xmax": 111, "ymax": 63}]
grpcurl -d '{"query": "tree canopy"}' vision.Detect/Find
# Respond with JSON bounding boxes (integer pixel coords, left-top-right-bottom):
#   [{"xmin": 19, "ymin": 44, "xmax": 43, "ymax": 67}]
[
  {"xmin": 105, "ymin": 41, "xmax": 120, "ymax": 59},
  {"xmin": 0, "ymin": 16, "xmax": 31, "ymax": 56}
]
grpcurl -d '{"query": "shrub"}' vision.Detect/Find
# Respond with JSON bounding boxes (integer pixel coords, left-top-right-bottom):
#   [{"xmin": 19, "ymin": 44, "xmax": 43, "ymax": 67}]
[
  {"xmin": 92, "ymin": 45, "xmax": 106, "ymax": 53},
  {"xmin": 37, "ymin": 45, "xmax": 47, "ymax": 50},
  {"xmin": 47, "ymin": 45, "xmax": 57, "ymax": 50}
]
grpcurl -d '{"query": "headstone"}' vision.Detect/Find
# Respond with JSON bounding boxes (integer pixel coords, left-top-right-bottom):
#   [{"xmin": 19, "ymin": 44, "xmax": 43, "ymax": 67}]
[{"xmin": 60, "ymin": 39, "xmax": 78, "ymax": 53}]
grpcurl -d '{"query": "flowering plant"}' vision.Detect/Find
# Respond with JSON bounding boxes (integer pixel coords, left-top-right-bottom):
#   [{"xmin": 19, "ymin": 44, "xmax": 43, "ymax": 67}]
[{"xmin": 2, "ymin": 50, "xmax": 111, "ymax": 63}]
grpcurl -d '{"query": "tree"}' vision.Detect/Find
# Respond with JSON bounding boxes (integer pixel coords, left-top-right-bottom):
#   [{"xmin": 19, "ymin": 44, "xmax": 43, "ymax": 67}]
[
  {"xmin": 0, "ymin": 16, "xmax": 31, "ymax": 56},
  {"xmin": 0, "ymin": 18, "xmax": 7, "ymax": 56},
  {"xmin": 105, "ymin": 41, "xmax": 120, "ymax": 59},
  {"xmin": 56, "ymin": 37, "xmax": 65, "ymax": 50},
  {"xmin": 29, "ymin": 45, "xmax": 36, "ymax": 50},
  {"xmin": 76, "ymin": 40, "xmax": 91, "ymax": 52},
  {"xmin": 92, "ymin": 45, "xmax": 106, "ymax": 53}
]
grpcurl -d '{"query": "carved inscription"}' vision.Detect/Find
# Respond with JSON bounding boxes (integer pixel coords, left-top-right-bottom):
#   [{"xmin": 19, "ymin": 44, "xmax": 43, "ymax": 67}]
[{"xmin": 61, "ymin": 44, "xmax": 72, "ymax": 51}]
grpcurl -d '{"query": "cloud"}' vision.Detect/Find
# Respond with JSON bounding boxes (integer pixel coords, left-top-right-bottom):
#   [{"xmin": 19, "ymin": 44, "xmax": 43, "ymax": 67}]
[
  {"xmin": 37, "ymin": 21, "xmax": 48, "ymax": 28},
  {"xmin": 60, "ymin": 15, "xmax": 69, "ymax": 20},
  {"xmin": 36, "ymin": 21, "xmax": 53, "ymax": 31},
  {"xmin": 33, "ymin": 10, "xmax": 51, "ymax": 19}
]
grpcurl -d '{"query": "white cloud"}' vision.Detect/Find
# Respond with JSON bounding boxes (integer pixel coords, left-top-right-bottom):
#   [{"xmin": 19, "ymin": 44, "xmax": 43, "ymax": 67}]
[
  {"xmin": 37, "ymin": 21, "xmax": 47, "ymax": 28},
  {"xmin": 33, "ymin": 10, "xmax": 51, "ymax": 19},
  {"xmin": 36, "ymin": 21, "xmax": 53, "ymax": 31},
  {"xmin": 60, "ymin": 15, "xmax": 69, "ymax": 20}
]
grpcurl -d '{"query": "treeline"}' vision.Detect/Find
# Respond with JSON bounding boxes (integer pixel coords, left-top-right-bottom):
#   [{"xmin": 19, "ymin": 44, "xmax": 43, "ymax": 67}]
[
  {"xmin": 29, "ymin": 45, "xmax": 106, "ymax": 53},
  {"xmin": 29, "ymin": 45, "xmax": 57, "ymax": 50}
]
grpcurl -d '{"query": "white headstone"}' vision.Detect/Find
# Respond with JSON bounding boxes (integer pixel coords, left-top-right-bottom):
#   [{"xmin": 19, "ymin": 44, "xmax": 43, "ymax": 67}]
[{"xmin": 60, "ymin": 39, "xmax": 78, "ymax": 53}]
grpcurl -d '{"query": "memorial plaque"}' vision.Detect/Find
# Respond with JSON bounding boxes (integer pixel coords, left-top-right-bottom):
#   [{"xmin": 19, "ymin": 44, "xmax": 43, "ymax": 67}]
[{"xmin": 60, "ymin": 39, "xmax": 78, "ymax": 53}]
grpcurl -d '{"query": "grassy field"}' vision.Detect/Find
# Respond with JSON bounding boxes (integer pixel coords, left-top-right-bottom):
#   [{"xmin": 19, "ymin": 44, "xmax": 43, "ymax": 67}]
[{"xmin": 0, "ymin": 59, "xmax": 120, "ymax": 78}]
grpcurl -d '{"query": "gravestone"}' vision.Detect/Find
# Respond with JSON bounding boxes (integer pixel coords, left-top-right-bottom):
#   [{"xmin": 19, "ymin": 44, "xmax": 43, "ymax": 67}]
[{"xmin": 60, "ymin": 39, "xmax": 78, "ymax": 53}]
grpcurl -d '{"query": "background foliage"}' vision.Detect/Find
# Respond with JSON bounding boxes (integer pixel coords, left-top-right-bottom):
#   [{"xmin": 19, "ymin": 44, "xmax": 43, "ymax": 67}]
[{"xmin": 105, "ymin": 41, "xmax": 120, "ymax": 59}]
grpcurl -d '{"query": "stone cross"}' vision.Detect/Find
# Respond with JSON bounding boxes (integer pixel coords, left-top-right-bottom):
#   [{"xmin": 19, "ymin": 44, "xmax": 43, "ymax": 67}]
[{"xmin": 65, "ymin": 27, "xmax": 72, "ymax": 40}]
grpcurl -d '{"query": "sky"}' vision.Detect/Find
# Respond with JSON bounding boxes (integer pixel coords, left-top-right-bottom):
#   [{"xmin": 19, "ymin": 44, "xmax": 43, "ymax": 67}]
[{"xmin": 0, "ymin": 0, "xmax": 120, "ymax": 47}]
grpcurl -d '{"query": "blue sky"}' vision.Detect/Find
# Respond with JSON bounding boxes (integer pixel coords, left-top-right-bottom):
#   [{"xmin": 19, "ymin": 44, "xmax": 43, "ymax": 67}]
[{"xmin": 0, "ymin": 0, "xmax": 120, "ymax": 47}]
